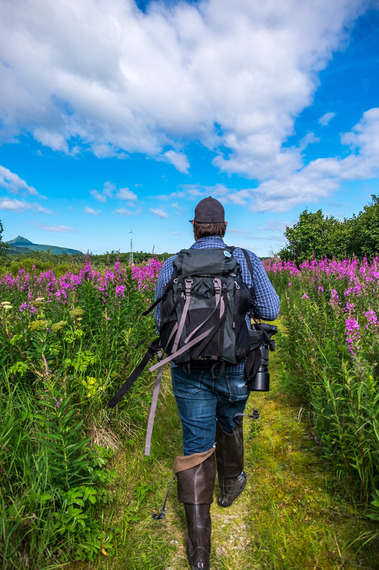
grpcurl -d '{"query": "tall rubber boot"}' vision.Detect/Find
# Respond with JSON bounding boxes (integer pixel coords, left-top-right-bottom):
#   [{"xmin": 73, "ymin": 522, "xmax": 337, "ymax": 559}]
[
  {"xmin": 175, "ymin": 448, "xmax": 216, "ymax": 570},
  {"xmin": 216, "ymin": 418, "xmax": 246, "ymax": 508}
]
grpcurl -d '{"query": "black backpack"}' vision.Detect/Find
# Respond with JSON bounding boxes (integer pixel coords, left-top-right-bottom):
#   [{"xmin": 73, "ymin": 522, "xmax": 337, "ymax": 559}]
[
  {"xmin": 107, "ymin": 246, "xmax": 271, "ymax": 455},
  {"xmin": 108, "ymin": 247, "xmax": 259, "ymax": 410},
  {"xmin": 152, "ymin": 247, "xmax": 252, "ymax": 377}
]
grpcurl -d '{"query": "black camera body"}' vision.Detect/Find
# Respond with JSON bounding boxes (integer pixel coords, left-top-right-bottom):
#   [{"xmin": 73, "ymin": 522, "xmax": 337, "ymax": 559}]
[{"xmin": 246, "ymin": 323, "xmax": 278, "ymax": 391}]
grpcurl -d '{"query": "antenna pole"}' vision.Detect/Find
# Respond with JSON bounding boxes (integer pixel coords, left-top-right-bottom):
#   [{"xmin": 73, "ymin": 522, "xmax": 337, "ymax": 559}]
[{"xmin": 129, "ymin": 230, "xmax": 134, "ymax": 265}]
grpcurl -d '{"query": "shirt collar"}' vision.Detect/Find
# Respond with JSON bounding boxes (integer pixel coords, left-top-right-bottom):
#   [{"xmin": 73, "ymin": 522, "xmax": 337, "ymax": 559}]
[{"xmin": 190, "ymin": 235, "xmax": 227, "ymax": 248}]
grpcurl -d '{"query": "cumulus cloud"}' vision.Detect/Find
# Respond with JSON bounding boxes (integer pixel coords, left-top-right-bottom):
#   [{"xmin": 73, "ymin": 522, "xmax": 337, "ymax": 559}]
[
  {"xmin": 0, "ymin": 197, "xmax": 53, "ymax": 213},
  {"xmin": 319, "ymin": 112, "xmax": 336, "ymax": 126},
  {"xmin": 91, "ymin": 181, "xmax": 115, "ymax": 202},
  {"xmin": 0, "ymin": 0, "xmax": 367, "ymax": 180},
  {"xmin": 162, "ymin": 150, "xmax": 190, "ymax": 174},
  {"xmin": 299, "ymin": 132, "xmax": 320, "ymax": 150},
  {"xmin": 38, "ymin": 225, "xmax": 75, "ymax": 232},
  {"xmin": 91, "ymin": 182, "xmax": 138, "ymax": 203},
  {"xmin": 34, "ymin": 204, "xmax": 54, "ymax": 214},
  {"xmin": 0, "ymin": 198, "xmax": 32, "ymax": 211},
  {"xmin": 0, "ymin": 165, "xmax": 41, "ymax": 196},
  {"xmin": 172, "ymin": 107, "xmax": 379, "ymax": 213},
  {"xmin": 239, "ymin": 107, "xmax": 379, "ymax": 212},
  {"xmin": 34, "ymin": 128, "xmax": 69, "ymax": 153},
  {"xmin": 84, "ymin": 206, "xmax": 100, "ymax": 215},
  {"xmin": 113, "ymin": 208, "xmax": 141, "ymax": 216},
  {"xmin": 150, "ymin": 208, "xmax": 169, "ymax": 218},
  {"xmin": 116, "ymin": 187, "xmax": 138, "ymax": 201}
]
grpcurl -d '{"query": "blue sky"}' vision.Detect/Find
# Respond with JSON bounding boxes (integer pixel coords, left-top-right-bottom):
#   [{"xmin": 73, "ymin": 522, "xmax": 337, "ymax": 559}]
[{"xmin": 0, "ymin": 0, "xmax": 379, "ymax": 256}]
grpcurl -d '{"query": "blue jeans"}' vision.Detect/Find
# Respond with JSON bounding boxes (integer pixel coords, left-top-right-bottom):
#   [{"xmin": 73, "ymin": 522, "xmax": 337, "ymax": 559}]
[{"xmin": 172, "ymin": 367, "xmax": 250, "ymax": 455}]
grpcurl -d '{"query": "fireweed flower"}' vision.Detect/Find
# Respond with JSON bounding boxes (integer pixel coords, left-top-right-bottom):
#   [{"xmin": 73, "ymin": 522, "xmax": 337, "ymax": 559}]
[
  {"xmin": 345, "ymin": 318, "xmax": 361, "ymax": 355},
  {"xmin": 302, "ymin": 293, "xmax": 310, "ymax": 300},
  {"xmin": 329, "ymin": 289, "xmax": 341, "ymax": 307},
  {"xmin": 115, "ymin": 285, "xmax": 126, "ymax": 298},
  {"xmin": 365, "ymin": 310, "xmax": 378, "ymax": 329}
]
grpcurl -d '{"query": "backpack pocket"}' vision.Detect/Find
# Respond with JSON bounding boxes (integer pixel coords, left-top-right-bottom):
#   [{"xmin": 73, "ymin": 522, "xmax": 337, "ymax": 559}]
[{"xmin": 233, "ymin": 315, "xmax": 251, "ymax": 360}]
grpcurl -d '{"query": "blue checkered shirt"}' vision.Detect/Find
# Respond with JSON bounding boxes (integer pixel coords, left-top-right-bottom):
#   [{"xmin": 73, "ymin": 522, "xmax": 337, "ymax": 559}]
[{"xmin": 154, "ymin": 235, "xmax": 280, "ymax": 372}]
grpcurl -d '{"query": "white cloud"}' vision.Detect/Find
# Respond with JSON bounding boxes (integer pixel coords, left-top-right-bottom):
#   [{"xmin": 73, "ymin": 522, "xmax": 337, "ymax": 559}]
[
  {"xmin": 258, "ymin": 220, "xmax": 291, "ymax": 233},
  {"xmin": 91, "ymin": 181, "xmax": 138, "ymax": 203},
  {"xmin": 113, "ymin": 207, "xmax": 140, "ymax": 216},
  {"xmin": 0, "ymin": 165, "xmax": 40, "ymax": 196},
  {"xmin": 245, "ymin": 107, "xmax": 379, "ymax": 212},
  {"xmin": 34, "ymin": 128, "xmax": 69, "ymax": 153},
  {"xmin": 162, "ymin": 150, "xmax": 190, "ymax": 174},
  {"xmin": 171, "ymin": 202, "xmax": 182, "ymax": 213},
  {"xmin": 299, "ymin": 132, "xmax": 320, "ymax": 150},
  {"xmin": 150, "ymin": 208, "xmax": 169, "ymax": 218},
  {"xmin": 319, "ymin": 111, "xmax": 336, "ymax": 126},
  {"xmin": 0, "ymin": 198, "xmax": 32, "ymax": 211},
  {"xmin": 34, "ymin": 204, "xmax": 54, "ymax": 214},
  {"xmin": 91, "ymin": 189, "xmax": 107, "ymax": 203},
  {"xmin": 0, "ymin": 0, "xmax": 367, "ymax": 179},
  {"xmin": 172, "ymin": 107, "xmax": 379, "ymax": 213},
  {"xmin": 38, "ymin": 225, "xmax": 75, "ymax": 232},
  {"xmin": 0, "ymin": 197, "xmax": 53, "ymax": 213},
  {"xmin": 116, "ymin": 187, "xmax": 138, "ymax": 201},
  {"xmin": 84, "ymin": 206, "xmax": 100, "ymax": 215}
]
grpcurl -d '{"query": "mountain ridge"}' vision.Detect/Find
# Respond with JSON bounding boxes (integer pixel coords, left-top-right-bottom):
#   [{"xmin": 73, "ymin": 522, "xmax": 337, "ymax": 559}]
[{"xmin": 6, "ymin": 236, "xmax": 83, "ymax": 255}]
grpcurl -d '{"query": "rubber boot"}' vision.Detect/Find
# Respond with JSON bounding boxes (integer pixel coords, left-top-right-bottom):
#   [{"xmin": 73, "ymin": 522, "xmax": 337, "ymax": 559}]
[
  {"xmin": 176, "ymin": 450, "xmax": 216, "ymax": 570},
  {"xmin": 216, "ymin": 418, "xmax": 246, "ymax": 508}
]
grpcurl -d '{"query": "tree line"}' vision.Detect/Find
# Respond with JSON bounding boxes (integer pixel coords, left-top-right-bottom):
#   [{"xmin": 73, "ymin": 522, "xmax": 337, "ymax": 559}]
[{"xmin": 278, "ymin": 195, "xmax": 379, "ymax": 264}]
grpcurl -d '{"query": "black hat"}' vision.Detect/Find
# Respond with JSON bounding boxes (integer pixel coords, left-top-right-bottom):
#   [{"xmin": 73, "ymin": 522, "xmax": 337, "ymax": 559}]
[{"xmin": 190, "ymin": 197, "xmax": 225, "ymax": 223}]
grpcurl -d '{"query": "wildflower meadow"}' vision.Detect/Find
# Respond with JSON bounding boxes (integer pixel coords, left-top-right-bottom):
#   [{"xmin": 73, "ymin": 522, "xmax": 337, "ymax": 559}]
[
  {"xmin": 0, "ymin": 254, "xmax": 378, "ymax": 567},
  {"xmin": 265, "ymin": 256, "xmax": 379, "ymax": 515},
  {"xmin": 0, "ymin": 259, "xmax": 162, "ymax": 567}
]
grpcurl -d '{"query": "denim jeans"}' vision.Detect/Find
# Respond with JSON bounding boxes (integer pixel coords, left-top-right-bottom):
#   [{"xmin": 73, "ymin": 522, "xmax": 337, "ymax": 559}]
[{"xmin": 172, "ymin": 367, "xmax": 250, "ymax": 455}]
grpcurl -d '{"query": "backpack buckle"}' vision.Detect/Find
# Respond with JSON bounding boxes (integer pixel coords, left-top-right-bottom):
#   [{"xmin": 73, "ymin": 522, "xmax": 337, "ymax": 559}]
[{"xmin": 185, "ymin": 277, "xmax": 193, "ymax": 295}]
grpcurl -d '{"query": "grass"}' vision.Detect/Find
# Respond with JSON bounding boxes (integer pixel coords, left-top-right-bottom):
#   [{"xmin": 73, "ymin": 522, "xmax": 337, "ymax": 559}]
[{"xmin": 66, "ymin": 339, "xmax": 378, "ymax": 569}]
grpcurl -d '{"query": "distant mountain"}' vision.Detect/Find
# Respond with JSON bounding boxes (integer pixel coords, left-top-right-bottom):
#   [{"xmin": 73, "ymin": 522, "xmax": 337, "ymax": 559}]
[{"xmin": 6, "ymin": 236, "xmax": 83, "ymax": 255}]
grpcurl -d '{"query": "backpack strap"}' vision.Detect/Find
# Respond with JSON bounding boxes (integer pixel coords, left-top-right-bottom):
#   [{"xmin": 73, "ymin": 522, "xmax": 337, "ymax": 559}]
[
  {"xmin": 149, "ymin": 327, "xmax": 214, "ymax": 372},
  {"xmin": 107, "ymin": 338, "xmax": 160, "ymax": 407},
  {"xmin": 241, "ymin": 248, "xmax": 254, "ymax": 281},
  {"xmin": 241, "ymin": 247, "xmax": 265, "ymax": 321},
  {"xmin": 144, "ymin": 359, "xmax": 163, "ymax": 456}
]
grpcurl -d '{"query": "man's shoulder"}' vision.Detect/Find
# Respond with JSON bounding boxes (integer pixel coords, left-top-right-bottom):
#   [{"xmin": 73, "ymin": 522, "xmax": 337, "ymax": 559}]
[
  {"xmin": 163, "ymin": 254, "xmax": 177, "ymax": 263},
  {"xmin": 232, "ymin": 246, "xmax": 259, "ymax": 262}
]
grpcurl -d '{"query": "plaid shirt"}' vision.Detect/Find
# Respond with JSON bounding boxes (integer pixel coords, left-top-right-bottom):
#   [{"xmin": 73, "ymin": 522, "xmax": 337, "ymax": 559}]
[{"xmin": 154, "ymin": 235, "xmax": 280, "ymax": 372}]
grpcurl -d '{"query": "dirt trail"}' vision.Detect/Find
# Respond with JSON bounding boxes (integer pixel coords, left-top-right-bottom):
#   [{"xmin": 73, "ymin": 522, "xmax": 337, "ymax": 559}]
[{"xmin": 105, "ymin": 349, "xmax": 378, "ymax": 570}]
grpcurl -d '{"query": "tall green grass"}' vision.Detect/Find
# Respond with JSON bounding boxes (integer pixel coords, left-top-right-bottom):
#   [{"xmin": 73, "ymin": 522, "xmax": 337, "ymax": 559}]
[
  {"xmin": 266, "ymin": 257, "xmax": 379, "ymax": 516},
  {"xmin": 0, "ymin": 260, "xmax": 160, "ymax": 567}
]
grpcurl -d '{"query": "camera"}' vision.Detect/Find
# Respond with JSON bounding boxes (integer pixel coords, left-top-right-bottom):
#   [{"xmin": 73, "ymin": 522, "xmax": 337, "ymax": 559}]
[{"xmin": 246, "ymin": 323, "xmax": 278, "ymax": 391}]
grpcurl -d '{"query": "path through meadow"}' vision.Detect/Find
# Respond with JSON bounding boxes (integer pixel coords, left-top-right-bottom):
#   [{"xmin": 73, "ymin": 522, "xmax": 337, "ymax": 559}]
[{"xmin": 99, "ymin": 343, "xmax": 378, "ymax": 570}]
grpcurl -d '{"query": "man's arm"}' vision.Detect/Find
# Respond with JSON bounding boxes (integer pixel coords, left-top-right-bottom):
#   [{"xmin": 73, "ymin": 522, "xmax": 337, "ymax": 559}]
[
  {"xmin": 250, "ymin": 257, "xmax": 280, "ymax": 321},
  {"xmin": 234, "ymin": 248, "xmax": 280, "ymax": 321},
  {"xmin": 153, "ymin": 256, "xmax": 176, "ymax": 330}
]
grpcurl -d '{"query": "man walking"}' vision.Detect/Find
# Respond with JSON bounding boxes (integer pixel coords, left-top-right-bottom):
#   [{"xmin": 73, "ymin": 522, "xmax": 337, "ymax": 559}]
[{"xmin": 154, "ymin": 197, "xmax": 280, "ymax": 569}]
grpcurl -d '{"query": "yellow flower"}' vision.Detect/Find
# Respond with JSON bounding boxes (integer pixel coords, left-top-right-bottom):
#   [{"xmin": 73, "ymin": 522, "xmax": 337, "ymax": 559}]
[
  {"xmin": 28, "ymin": 320, "xmax": 48, "ymax": 332},
  {"xmin": 51, "ymin": 321, "xmax": 67, "ymax": 332},
  {"xmin": 69, "ymin": 307, "xmax": 84, "ymax": 318}
]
